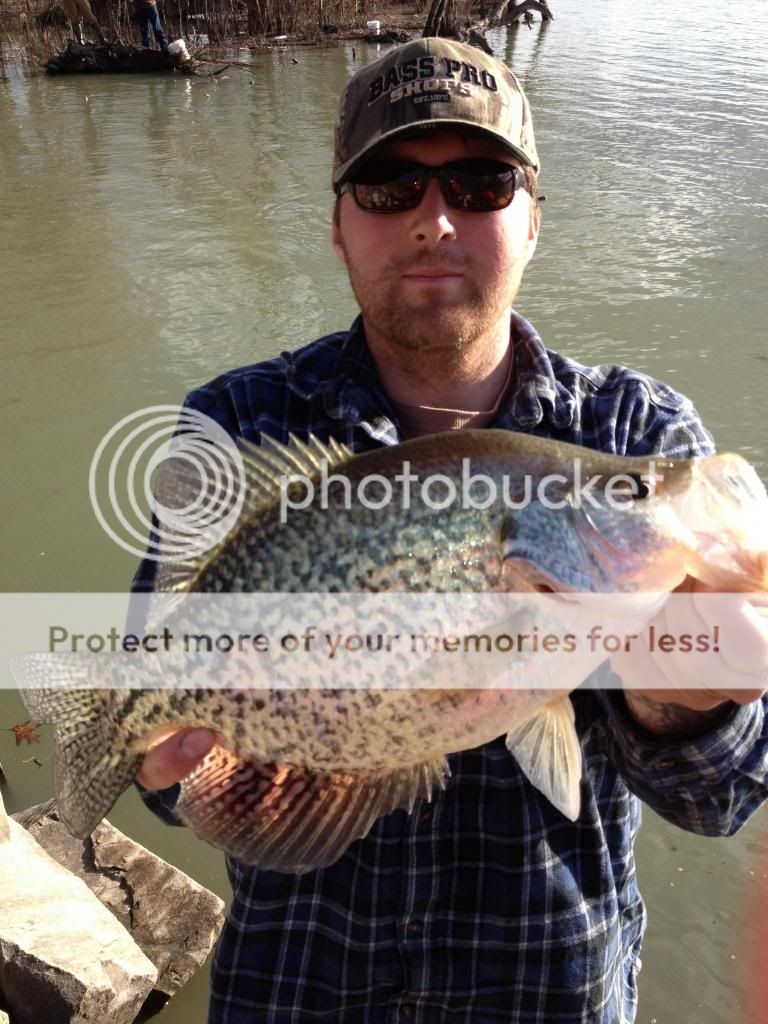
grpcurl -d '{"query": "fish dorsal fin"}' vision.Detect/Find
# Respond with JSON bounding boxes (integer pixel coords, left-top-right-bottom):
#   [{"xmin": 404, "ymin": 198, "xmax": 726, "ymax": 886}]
[
  {"xmin": 238, "ymin": 432, "xmax": 354, "ymax": 490},
  {"xmin": 151, "ymin": 432, "xmax": 355, "ymax": 598}
]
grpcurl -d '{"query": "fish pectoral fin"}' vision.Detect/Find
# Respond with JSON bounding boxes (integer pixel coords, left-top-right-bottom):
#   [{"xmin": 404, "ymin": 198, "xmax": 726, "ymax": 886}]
[
  {"xmin": 9, "ymin": 653, "xmax": 141, "ymax": 838},
  {"xmin": 504, "ymin": 697, "xmax": 582, "ymax": 821},
  {"xmin": 175, "ymin": 747, "xmax": 450, "ymax": 873}
]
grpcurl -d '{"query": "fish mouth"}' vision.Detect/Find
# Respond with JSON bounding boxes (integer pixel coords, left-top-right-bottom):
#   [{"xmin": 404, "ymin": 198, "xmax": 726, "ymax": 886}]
[{"xmin": 690, "ymin": 534, "xmax": 768, "ymax": 592}]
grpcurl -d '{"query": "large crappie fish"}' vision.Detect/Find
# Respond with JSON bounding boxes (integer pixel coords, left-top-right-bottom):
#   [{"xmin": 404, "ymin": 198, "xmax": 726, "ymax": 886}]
[{"xmin": 11, "ymin": 430, "xmax": 768, "ymax": 873}]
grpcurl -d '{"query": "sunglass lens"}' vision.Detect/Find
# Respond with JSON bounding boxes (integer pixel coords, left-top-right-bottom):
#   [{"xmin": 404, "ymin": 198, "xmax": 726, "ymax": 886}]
[
  {"xmin": 347, "ymin": 159, "xmax": 523, "ymax": 213},
  {"xmin": 351, "ymin": 161, "xmax": 424, "ymax": 212},
  {"xmin": 444, "ymin": 161, "xmax": 518, "ymax": 211}
]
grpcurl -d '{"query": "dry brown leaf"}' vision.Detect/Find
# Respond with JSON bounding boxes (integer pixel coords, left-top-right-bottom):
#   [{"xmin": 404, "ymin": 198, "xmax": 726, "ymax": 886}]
[{"xmin": 9, "ymin": 721, "xmax": 42, "ymax": 746}]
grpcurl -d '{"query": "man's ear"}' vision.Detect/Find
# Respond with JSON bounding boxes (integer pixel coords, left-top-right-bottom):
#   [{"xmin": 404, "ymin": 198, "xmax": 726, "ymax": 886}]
[{"xmin": 331, "ymin": 198, "xmax": 348, "ymax": 265}]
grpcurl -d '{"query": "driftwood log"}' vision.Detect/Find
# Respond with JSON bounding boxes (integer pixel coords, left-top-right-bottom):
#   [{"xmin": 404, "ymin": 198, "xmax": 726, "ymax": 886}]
[
  {"xmin": 363, "ymin": 30, "xmax": 411, "ymax": 43},
  {"xmin": 46, "ymin": 39, "xmax": 194, "ymax": 74}
]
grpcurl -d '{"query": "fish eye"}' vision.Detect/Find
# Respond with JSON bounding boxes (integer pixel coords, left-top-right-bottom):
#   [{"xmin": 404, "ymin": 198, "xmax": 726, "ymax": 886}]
[
  {"xmin": 630, "ymin": 475, "xmax": 651, "ymax": 499},
  {"xmin": 606, "ymin": 475, "xmax": 651, "ymax": 501}
]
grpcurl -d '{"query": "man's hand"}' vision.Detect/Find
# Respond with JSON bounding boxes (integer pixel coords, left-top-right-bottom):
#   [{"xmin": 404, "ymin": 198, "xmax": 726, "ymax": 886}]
[
  {"xmin": 611, "ymin": 579, "xmax": 768, "ymax": 738},
  {"xmin": 136, "ymin": 728, "xmax": 217, "ymax": 790}
]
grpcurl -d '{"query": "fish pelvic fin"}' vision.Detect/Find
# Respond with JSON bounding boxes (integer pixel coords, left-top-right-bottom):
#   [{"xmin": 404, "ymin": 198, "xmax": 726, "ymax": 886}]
[
  {"xmin": 504, "ymin": 696, "xmax": 582, "ymax": 821},
  {"xmin": 175, "ymin": 746, "xmax": 449, "ymax": 873},
  {"xmin": 10, "ymin": 653, "xmax": 140, "ymax": 838}
]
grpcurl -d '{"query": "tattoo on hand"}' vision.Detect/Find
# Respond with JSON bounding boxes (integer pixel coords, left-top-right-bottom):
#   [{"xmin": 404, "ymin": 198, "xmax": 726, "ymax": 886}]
[{"xmin": 624, "ymin": 693, "xmax": 730, "ymax": 740}]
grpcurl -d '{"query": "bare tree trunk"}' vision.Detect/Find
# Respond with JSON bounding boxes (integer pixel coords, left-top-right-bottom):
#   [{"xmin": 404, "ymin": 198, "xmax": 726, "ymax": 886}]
[
  {"xmin": 247, "ymin": 0, "xmax": 263, "ymax": 35},
  {"xmin": 424, "ymin": 0, "xmax": 553, "ymax": 39},
  {"xmin": 423, "ymin": 0, "xmax": 448, "ymax": 36}
]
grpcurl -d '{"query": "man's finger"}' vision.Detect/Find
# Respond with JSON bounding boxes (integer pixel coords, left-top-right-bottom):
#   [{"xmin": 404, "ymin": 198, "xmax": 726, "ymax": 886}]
[
  {"xmin": 136, "ymin": 728, "xmax": 217, "ymax": 790},
  {"xmin": 691, "ymin": 592, "xmax": 768, "ymax": 674}
]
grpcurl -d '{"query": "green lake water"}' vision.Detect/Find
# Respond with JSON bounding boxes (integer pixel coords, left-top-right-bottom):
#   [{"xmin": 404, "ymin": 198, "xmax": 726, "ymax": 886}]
[{"xmin": 2, "ymin": 0, "xmax": 768, "ymax": 1019}]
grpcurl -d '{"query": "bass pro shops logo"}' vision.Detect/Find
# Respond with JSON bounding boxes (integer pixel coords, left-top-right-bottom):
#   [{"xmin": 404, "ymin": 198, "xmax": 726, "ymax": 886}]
[{"xmin": 368, "ymin": 55, "xmax": 499, "ymax": 105}]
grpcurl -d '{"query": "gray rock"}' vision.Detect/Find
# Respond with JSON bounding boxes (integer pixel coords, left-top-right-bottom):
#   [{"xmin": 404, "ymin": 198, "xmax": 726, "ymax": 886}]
[
  {"xmin": 0, "ymin": 818, "xmax": 157, "ymax": 1024},
  {"xmin": 13, "ymin": 801, "xmax": 225, "ymax": 996}
]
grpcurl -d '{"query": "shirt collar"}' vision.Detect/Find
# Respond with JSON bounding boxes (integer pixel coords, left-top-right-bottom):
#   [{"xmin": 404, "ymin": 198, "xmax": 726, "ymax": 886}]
[
  {"xmin": 282, "ymin": 311, "xmax": 575, "ymax": 441},
  {"xmin": 496, "ymin": 311, "xmax": 576, "ymax": 431},
  {"xmin": 318, "ymin": 317, "xmax": 401, "ymax": 444}
]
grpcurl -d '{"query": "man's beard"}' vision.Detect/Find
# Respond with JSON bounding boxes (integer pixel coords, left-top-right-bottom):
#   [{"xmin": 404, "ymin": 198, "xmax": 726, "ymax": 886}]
[{"xmin": 343, "ymin": 249, "xmax": 523, "ymax": 362}]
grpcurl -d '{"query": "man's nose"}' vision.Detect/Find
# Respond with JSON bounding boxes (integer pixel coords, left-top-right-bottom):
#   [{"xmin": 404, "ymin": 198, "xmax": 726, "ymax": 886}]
[{"xmin": 408, "ymin": 178, "xmax": 458, "ymax": 246}]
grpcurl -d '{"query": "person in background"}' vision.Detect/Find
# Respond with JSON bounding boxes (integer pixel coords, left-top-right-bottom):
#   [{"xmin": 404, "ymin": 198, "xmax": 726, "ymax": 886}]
[
  {"xmin": 134, "ymin": 0, "xmax": 168, "ymax": 50},
  {"xmin": 59, "ymin": 0, "xmax": 106, "ymax": 45}
]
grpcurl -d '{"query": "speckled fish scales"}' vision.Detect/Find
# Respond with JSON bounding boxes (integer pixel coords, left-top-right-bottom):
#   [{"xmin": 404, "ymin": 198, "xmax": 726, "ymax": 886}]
[{"xmin": 14, "ymin": 430, "xmax": 768, "ymax": 871}]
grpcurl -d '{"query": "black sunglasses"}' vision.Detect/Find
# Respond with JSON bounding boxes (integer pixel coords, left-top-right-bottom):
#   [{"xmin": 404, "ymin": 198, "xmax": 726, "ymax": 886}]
[{"xmin": 339, "ymin": 158, "xmax": 531, "ymax": 214}]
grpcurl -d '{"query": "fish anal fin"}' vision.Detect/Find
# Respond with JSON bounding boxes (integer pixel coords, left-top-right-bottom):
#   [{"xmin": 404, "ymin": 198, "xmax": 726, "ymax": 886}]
[
  {"xmin": 175, "ymin": 746, "xmax": 448, "ymax": 872},
  {"xmin": 505, "ymin": 696, "xmax": 582, "ymax": 822}
]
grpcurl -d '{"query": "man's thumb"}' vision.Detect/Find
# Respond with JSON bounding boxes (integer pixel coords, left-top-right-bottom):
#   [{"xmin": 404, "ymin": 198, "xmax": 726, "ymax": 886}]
[
  {"xmin": 138, "ymin": 728, "xmax": 216, "ymax": 790},
  {"xmin": 179, "ymin": 728, "xmax": 217, "ymax": 761}
]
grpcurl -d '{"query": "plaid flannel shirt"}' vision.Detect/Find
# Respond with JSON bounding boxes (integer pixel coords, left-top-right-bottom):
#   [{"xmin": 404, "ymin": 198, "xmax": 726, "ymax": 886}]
[{"xmin": 135, "ymin": 312, "xmax": 768, "ymax": 1024}]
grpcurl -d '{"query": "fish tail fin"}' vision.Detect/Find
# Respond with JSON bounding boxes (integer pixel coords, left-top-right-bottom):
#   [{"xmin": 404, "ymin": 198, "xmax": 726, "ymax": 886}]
[
  {"xmin": 10, "ymin": 653, "xmax": 141, "ymax": 837},
  {"xmin": 175, "ymin": 746, "xmax": 449, "ymax": 872},
  {"xmin": 505, "ymin": 696, "xmax": 582, "ymax": 821}
]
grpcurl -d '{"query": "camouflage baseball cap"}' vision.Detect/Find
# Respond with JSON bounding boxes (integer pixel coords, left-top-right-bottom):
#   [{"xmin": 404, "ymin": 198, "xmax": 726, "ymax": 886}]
[{"xmin": 332, "ymin": 37, "xmax": 539, "ymax": 191}]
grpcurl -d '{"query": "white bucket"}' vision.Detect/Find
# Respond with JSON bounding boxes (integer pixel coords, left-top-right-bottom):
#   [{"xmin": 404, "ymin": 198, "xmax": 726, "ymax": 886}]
[
  {"xmin": 366, "ymin": 19, "xmax": 380, "ymax": 34},
  {"xmin": 167, "ymin": 39, "xmax": 190, "ymax": 60}
]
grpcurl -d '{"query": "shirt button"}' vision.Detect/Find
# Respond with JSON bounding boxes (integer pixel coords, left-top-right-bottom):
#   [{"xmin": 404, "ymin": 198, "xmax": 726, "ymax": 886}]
[
  {"xmin": 418, "ymin": 808, "xmax": 432, "ymax": 825},
  {"xmin": 406, "ymin": 920, "xmax": 423, "ymax": 936},
  {"xmin": 399, "ymin": 1006, "xmax": 415, "ymax": 1020},
  {"xmin": 655, "ymin": 759, "xmax": 677, "ymax": 770}
]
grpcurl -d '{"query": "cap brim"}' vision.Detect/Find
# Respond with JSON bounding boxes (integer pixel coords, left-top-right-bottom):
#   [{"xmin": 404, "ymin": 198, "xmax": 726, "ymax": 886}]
[{"xmin": 333, "ymin": 120, "xmax": 537, "ymax": 190}]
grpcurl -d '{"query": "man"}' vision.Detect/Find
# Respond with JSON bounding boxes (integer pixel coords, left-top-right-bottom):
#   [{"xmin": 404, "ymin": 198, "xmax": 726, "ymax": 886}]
[
  {"xmin": 134, "ymin": 0, "xmax": 168, "ymax": 50},
  {"xmin": 134, "ymin": 39, "xmax": 768, "ymax": 1024},
  {"xmin": 59, "ymin": 0, "xmax": 106, "ymax": 45}
]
